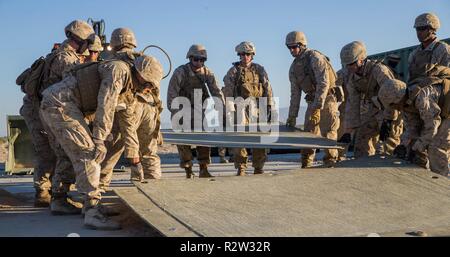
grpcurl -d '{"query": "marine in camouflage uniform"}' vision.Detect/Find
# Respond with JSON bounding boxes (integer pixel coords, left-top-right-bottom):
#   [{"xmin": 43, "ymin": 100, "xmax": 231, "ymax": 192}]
[
  {"xmin": 391, "ymin": 13, "xmax": 449, "ymax": 172},
  {"xmin": 167, "ymin": 44, "xmax": 224, "ymax": 178},
  {"xmin": 340, "ymin": 41, "xmax": 403, "ymax": 158},
  {"xmin": 223, "ymin": 41, "xmax": 274, "ymax": 175},
  {"xmin": 335, "ymin": 68, "xmax": 349, "ymax": 161},
  {"xmin": 40, "ymin": 55, "xmax": 163, "ymax": 230},
  {"xmin": 99, "ymin": 28, "xmax": 163, "ymax": 189},
  {"xmin": 285, "ymin": 31, "xmax": 341, "ymax": 167},
  {"xmin": 16, "ymin": 20, "xmax": 94, "ymax": 209},
  {"xmin": 379, "ymin": 69, "xmax": 449, "ymax": 176}
]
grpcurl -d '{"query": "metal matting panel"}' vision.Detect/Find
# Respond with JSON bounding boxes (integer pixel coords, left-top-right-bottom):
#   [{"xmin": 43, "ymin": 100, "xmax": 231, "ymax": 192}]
[{"xmin": 131, "ymin": 156, "xmax": 450, "ymax": 237}]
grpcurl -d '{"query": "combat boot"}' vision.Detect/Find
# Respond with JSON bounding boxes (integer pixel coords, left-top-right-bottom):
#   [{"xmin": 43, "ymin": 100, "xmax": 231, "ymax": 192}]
[
  {"xmin": 82, "ymin": 203, "xmax": 120, "ymax": 217},
  {"xmin": 34, "ymin": 189, "xmax": 51, "ymax": 207},
  {"xmin": 185, "ymin": 167, "xmax": 194, "ymax": 179},
  {"xmin": 301, "ymin": 159, "xmax": 313, "ymax": 168},
  {"xmin": 199, "ymin": 164, "xmax": 214, "ymax": 178},
  {"xmin": 237, "ymin": 168, "xmax": 246, "ymax": 176},
  {"xmin": 323, "ymin": 159, "xmax": 336, "ymax": 168},
  {"xmin": 50, "ymin": 193, "xmax": 82, "ymax": 215},
  {"xmin": 84, "ymin": 200, "xmax": 121, "ymax": 230},
  {"xmin": 254, "ymin": 169, "xmax": 264, "ymax": 175}
]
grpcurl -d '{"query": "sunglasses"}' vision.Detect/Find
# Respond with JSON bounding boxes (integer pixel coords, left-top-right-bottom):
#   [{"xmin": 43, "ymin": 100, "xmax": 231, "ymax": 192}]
[
  {"xmin": 238, "ymin": 53, "xmax": 253, "ymax": 57},
  {"xmin": 415, "ymin": 26, "xmax": 431, "ymax": 32},
  {"xmin": 192, "ymin": 57, "xmax": 207, "ymax": 62},
  {"xmin": 287, "ymin": 44, "xmax": 300, "ymax": 50}
]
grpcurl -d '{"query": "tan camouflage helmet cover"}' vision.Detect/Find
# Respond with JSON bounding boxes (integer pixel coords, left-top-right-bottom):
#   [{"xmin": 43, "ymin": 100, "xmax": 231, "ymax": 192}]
[
  {"xmin": 414, "ymin": 13, "xmax": 440, "ymax": 30},
  {"xmin": 81, "ymin": 48, "xmax": 90, "ymax": 56},
  {"xmin": 110, "ymin": 28, "xmax": 137, "ymax": 49},
  {"xmin": 378, "ymin": 79, "xmax": 407, "ymax": 107},
  {"xmin": 134, "ymin": 55, "xmax": 164, "ymax": 88},
  {"xmin": 65, "ymin": 20, "xmax": 95, "ymax": 41},
  {"xmin": 285, "ymin": 31, "xmax": 307, "ymax": 46},
  {"xmin": 186, "ymin": 44, "xmax": 207, "ymax": 59},
  {"xmin": 235, "ymin": 41, "xmax": 256, "ymax": 55},
  {"xmin": 89, "ymin": 35, "xmax": 104, "ymax": 52},
  {"xmin": 340, "ymin": 41, "xmax": 367, "ymax": 65}
]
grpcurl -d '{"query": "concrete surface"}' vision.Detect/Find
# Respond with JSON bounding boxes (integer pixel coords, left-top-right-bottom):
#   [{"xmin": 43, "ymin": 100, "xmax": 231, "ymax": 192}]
[{"xmin": 126, "ymin": 156, "xmax": 450, "ymax": 237}]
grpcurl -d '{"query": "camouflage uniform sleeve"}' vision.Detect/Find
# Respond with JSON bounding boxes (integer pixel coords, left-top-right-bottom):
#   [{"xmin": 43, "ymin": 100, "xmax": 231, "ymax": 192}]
[
  {"xmin": 288, "ymin": 62, "xmax": 302, "ymax": 118},
  {"xmin": 50, "ymin": 52, "xmax": 80, "ymax": 80},
  {"xmin": 413, "ymin": 86, "xmax": 442, "ymax": 151},
  {"xmin": 92, "ymin": 61, "xmax": 130, "ymax": 141},
  {"xmin": 117, "ymin": 98, "xmax": 140, "ymax": 158},
  {"xmin": 433, "ymin": 42, "xmax": 450, "ymax": 66},
  {"xmin": 310, "ymin": 52, "xmax": 330, "ymax": 110},
  {"xmin": 257, "ymin": 64, "xmax": 274, "ymax": 106},
  {"xmin": 205, "ymin": 68, "xmax": 225, "ymax": 104},
  {"xmin": 372, "ymin": 64, "xmax": 400, "ymax": 120},
  {"xmin": 167, "ymin": 67, "xmax": 185, "ymax": 113},
  {"xmin": 223, "ymin": 67, "xmax": 237, "ymax": 98},
  {"xmin": 344, "ymin": 77, "xmax": 361, "ymax": 129}
]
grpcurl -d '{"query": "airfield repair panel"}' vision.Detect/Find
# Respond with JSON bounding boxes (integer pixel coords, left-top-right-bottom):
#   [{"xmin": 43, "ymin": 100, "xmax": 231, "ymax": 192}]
[{"xmin": 116, "ymin": 156, "xmax": 450, "ymax": 236}]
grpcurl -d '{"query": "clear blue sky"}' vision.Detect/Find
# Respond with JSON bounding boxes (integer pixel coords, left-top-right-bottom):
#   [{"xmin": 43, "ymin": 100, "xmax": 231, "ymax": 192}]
[{"xmin": 0, "ymin": 0, "xmax": 449, "ymax": 136}]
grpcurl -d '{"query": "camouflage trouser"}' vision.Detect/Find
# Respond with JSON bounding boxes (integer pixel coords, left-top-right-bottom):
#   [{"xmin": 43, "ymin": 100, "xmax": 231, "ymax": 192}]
[
  {"xmin": 354, "ymin": 114, "xmax": 402, "ymax": 158},
  {"xmin": 428, "ymin": 119, "xmax": 450, "ymax": 176},
  {"xmin": 336, "ymin": 101, "xmax": 348, "ymax": 160},
  {"xmin": 40, "ymin": 101, "xmax": 102, "ymax": 201},
  {"xmin": 301, "ymin": 94, "xmax": 340, "ymax": 166},
  {"xmin": 233, "ymin": 148, "xmax": 267, "ymax": 170},
  {"xmin": 100, "ymin": 102, "xmax": 161, "ymax": 188},
  {"xmin": 177, "ymin": 145, "xmax": 211, "ymax": 168},
  {"xmin": 20, "ymin": 95, "xmax": 56, "ymax": 191}
]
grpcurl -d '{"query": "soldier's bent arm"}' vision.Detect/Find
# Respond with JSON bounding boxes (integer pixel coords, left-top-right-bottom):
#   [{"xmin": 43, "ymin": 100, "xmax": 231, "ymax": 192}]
[
  {"xmin": 167, "ymin": 67, "xmax": 184, "ymax": 113},
  {"xmin": 223, "ymin": 67, "xmax": 238, "ymax": 98},
  {"xmin": 288, "ymin": 79, "xmax": 302, "ymax": 118},
  {"xmin": 206, "ymin": 69, "xmax": 225, "ymax": 104},
  {"xmin": 92, "ymin": 62, "xmax": 130, "ymax": 141},
  {"xmin": 310, "ymin": 53, "xmax": 330, "ymax": 110},
  {"xmin": 258, "ymin": 66, "xmax": 274, "ymax": 106}
]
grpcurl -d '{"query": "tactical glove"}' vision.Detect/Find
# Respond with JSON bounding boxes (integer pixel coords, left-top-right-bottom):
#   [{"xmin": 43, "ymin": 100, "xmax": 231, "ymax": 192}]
[
  {"xmin": 130, "ymin": 162, "xmax": 145, "ymax": 182},
  {"xmin": 393, "ymin": 145, "xmax": 407, "ymax": 159},
  {"xmin": 338, "ymin": 133, "xmax": 352, "ymax": 144},
  {"xmin": 93, "ymin": 138, "xmax": 107, "ymax": 164},
  {"xmin": 379, "ymin": 120, "xmax": 393, "ymax": 142},
  {"xmin": 286, "ymin": 117, "xmax": 296, "ymax": 128}
]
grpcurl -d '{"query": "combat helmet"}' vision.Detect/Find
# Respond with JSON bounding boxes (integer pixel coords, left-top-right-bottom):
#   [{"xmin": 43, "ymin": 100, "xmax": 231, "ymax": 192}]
[
  {"xmin": 414, "ymin": 13, "xmax": 440, "ymax": 30},
  {"xmin": 134, "ymin": 55, "xmax": 164, "ymax": 88},
  {"xmin": 89, "ymin": 35, "xmax": 104, "ymax": 52},
  {"xmin": 65, "ymin": 20, "xmax": 95, "ymax": 41},
  {"xmin": 378, "ymin": 79, "xmax": 407, "ymax": 107},
  {"xmin": 186, "ymin": 44, "xmax": 207, "ymax": 59},
  {"xmin": 235, "ymin": 41, "xmax": 256, "ymax": 55},
  {"xmin": 340, "ymin": 41, "xmax": 367, "ymax": 65},
  {"xmin": 110, "ymin": 28, "xmax": 137, "ymax": 50},
  {"xmin": 285, "ymin": 31, "xmax": 307, "ymax": 46}
]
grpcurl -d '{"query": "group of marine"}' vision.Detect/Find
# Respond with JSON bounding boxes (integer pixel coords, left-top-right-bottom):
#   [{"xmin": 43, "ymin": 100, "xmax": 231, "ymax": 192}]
[{"xmin": 15, "ymin": 12, "xmax": 449, "ymax": 230}]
